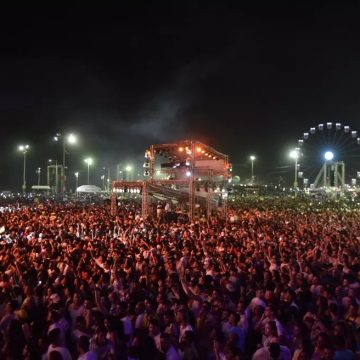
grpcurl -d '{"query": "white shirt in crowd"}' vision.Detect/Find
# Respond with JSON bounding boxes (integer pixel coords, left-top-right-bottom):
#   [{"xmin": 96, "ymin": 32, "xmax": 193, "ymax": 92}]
[
  {"xmin": 43, "ymin": 345, "xmax": 72, "ymax": 360},
  {"xmin": 252, "ymin": 345, "xmax": 291, "ymax": 360}
]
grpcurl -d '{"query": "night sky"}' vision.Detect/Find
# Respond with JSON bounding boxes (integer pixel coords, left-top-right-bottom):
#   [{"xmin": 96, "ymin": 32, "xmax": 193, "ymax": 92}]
[{"xmin": 1, "ymin": 3, "xmax": 360, "ymax": 191}]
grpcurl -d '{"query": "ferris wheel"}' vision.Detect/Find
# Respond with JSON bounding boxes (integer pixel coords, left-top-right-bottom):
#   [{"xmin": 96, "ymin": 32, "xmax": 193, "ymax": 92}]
[{"xmin": 295, "ymin": 122, "xmax": 360, "ymax": 187}]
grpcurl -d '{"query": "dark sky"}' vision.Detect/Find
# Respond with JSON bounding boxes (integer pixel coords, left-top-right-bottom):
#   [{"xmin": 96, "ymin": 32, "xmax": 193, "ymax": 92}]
[{"xmin": 1, "ymin": 3, "xmax": 360, "ymax": 191}]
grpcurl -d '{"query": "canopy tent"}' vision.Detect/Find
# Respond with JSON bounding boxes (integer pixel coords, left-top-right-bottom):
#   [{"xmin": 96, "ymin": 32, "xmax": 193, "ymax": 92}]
[{"xmin": 76, "ymin": 185, "xmax": 102, "ymax": 193}]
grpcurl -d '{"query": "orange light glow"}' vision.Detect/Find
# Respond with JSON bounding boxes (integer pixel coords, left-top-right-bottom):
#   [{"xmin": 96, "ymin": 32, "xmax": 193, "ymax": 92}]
[
  {"xmin": 196, "ymin": 147, "xmax": 202, "ymax": 152},
  {"xmin": 179, "ymin": 147, "xmax": 184, "ymax": 152}
]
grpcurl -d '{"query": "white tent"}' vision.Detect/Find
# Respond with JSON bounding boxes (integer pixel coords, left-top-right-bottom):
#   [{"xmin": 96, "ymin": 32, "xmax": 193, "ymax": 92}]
[{"xmin": 76, "ymin": 185, "xmax": 102, "ymax": 193}]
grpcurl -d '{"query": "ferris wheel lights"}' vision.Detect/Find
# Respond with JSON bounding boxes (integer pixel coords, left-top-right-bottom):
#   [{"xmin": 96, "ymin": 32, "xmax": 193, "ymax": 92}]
[
  {"xmin": 324, "ymin": 151, "xmax": 334, "ymax": 161},
  {"xmin": 299, "ymin": 123, "xmax": 359, "ymax": 187}
]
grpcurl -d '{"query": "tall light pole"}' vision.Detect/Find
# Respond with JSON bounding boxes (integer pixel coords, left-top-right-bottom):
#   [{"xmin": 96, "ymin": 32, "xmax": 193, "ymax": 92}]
[
  {"xmin": 101, "ymin": 175, "xmax": 105, "ymax": 190},
  {"xmin": 18, "ymin": 145, "xmax": 29, "ymax": 195},
  {"xmin": 36, "ymin": 167, "xmax": 41, "ymax": 185},
  {"xmin": 74, "ymin": 172, "xmax": 79, "ymax": 195},
  {"xmin": 84, "ymin": 158, "xmax": 93, "ymax": 184},
  {"xmin": 103, "ymin": 167, "xmax": 111, "ymax": 191},
  {"xmin": 54, "ymin": 133, "xmax": 77, "ymax": 193},
  {"xmin": 289, "ymin": 149, "xmax": 300, "ymax": 191},
  {"xmin": 250, "ymin": 155, "xmax": 256, "ymax": 184},
  {"xmin": 48, "ymin": 159, "xmax": 58, "ymax": 194}
]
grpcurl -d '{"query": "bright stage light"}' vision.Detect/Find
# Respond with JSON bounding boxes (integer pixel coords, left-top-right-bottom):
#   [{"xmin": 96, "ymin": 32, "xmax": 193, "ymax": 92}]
[
  {"xmin": 324, "ymin": 151, "xmax": 334, "ymax": 161},
  {"xmin": 186, "ymin": 171, "xmax": 191, "ymax": 177}
]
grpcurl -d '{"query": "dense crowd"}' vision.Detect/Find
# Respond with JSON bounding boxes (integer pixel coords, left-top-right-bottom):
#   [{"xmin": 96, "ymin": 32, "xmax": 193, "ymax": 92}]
[{"xmin": 0, "ymin": 198, "xmax": 359, "ymax": 360}]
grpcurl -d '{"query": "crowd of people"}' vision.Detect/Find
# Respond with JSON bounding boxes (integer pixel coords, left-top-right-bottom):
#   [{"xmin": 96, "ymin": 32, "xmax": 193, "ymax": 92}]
[{"xmin": 0, "ymin": 197, "xmax": 359, "ymax": 359}]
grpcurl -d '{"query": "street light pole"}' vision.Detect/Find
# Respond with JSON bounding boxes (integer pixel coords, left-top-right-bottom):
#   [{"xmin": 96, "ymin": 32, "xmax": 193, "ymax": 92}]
[
  {"xmin": 294, "ymin": 158, "xmax": 298, "ymax": 189},
  {"xmin": 23, "ymin": 152, "xmax": 26, "ymax": 193},
  {"xmin": 37, "ymin": 167, "xmax": 41, "ymax": 185},
  {"xmin": 55, "ymin": 161, "xmax": 58, "ymax": 194},
  {"xmin": 101, "ymin": 175, "xmax": 105, "ymax": 190},
  {"xmin": 18, "ymin": 145, "xmax": 29, "ymax": 195},
  {"xmin": 84, "ymin": 158, "xmax": 93, "ymax": 184},
  {"xmin": 74, "ymin": 172, "xmax": 79, "ymax": 196},
  {"xmin": 250, "ymin": 155, "xmax": 256, "ymax": 184},
  {"xmin": 54, "ymin": 133, "xmax": 77, "ymax": 194},
  {"xmin": 289, "ymin": 149, "xmax": 300, "ymax": 193},
  {"xmin": 48, "ymin": 159, "xmax": 59, "ymax": 194}
]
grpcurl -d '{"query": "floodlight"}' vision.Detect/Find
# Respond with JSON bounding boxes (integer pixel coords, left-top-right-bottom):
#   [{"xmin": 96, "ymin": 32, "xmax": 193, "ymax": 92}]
[
  {"xmin": 67, "ymin": 133, "xmax": 77, "ymax": 144},
  {"xmin": 289, "ymin": 149, "xmax": 299, "ymax": 160}
]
